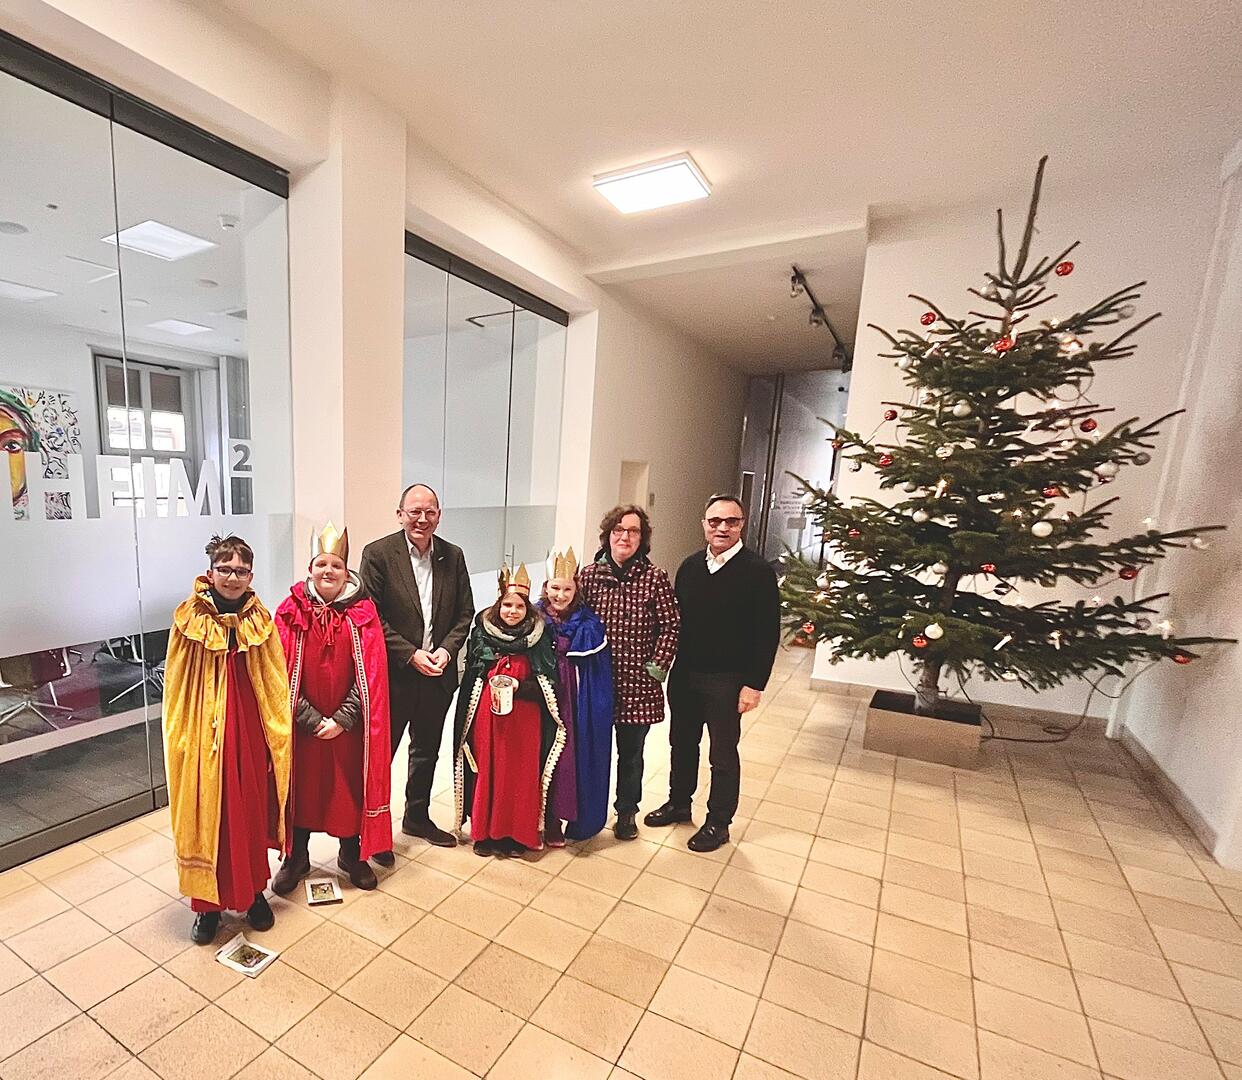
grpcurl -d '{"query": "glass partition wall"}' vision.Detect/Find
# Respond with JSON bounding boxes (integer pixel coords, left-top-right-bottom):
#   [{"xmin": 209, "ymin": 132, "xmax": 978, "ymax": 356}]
[
  {"xmin": 0, "ymin": 36, "xmax": 293, "ymax": 870},
  {"xmin": 403, "ymin": 240, "xmax": 568, "ymax": 614}
]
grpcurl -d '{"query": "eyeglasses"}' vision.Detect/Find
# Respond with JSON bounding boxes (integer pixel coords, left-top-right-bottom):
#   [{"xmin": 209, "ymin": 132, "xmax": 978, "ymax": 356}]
[
  {"xmin": 211, "ymin": 566, "xmax": 252, "ymax": 579},
  {"xmin": 400, "ymin": 509, "xmax": 439, "ymax": 520},
  {"xmin": 610, "ymin": 526, "xmax": 642, "ymax": 538},
  {"xmin": 705, "ymin": 517, "xmax": 744, "ymax": 529}
]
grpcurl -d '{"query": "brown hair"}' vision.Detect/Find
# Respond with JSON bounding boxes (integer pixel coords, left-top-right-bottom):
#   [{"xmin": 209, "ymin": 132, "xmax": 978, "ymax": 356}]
[
  {"xmin": 486, "ymin": 591, "xmax": 533, "ymax": 631},
  {"xmin": 205, "ymin": 534, "xmax": 254, "ymax": 568},
  {"xmin": 598, "ymin": 504, "xmax": 652, "ymax": 557}
]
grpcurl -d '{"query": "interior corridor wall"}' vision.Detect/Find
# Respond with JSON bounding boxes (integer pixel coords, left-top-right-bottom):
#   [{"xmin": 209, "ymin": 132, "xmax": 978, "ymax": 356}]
[
  {"xmin": 816, "ymin": 163, "xmax": 1221, "ymax": 718},
  {"xmin": 1115, "ymin": 146, "xmax": 1242, "ymax": 867},
  {"xmin": 585, "ymin": 292, "xmax": 747, "ymax": 570}
]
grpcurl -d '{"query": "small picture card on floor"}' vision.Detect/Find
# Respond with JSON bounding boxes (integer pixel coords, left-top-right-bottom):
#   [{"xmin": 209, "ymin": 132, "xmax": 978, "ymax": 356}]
[
  {"xmin": 305, "ymin": 877, "xmax": 344, "ymax": 906},
  {"xmin": 216, "ymin": 934, "xmax": 278, "ymax": 978}
]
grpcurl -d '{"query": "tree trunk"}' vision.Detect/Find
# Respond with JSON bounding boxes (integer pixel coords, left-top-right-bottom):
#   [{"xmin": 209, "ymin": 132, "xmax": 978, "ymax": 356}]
[{"xmin": 914, "ymin": 661, "xmax": 942, "ymax": 716}]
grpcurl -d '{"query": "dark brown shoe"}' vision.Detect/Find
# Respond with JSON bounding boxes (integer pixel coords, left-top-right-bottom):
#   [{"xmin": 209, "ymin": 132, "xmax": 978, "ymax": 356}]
[
  {"xmin": 613, "ymin": 813, "xmax": 638, "ymax": 841},
  {"xmin": 337, "ymin": 853, "xmax": 378, "ymax": 890},
  {"xmin": 401, "ymin": 820, "xmax": 457, "ymax": 848},
  {"xmin": 272, "ymin": 851, "xmax": 311, "ymax": 896}
]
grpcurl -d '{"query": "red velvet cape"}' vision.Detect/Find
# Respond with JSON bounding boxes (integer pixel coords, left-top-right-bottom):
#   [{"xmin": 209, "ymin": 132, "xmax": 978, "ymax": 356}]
[{"xmin": 275, "ymin": 582, "xmax": 393, "ymax": 860}]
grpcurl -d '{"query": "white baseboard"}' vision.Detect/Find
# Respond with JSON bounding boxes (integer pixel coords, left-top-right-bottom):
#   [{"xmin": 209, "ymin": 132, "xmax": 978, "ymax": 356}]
[{"xmin": 1118, "ymin": 726, "xmax": 1219, "ymax": 857}]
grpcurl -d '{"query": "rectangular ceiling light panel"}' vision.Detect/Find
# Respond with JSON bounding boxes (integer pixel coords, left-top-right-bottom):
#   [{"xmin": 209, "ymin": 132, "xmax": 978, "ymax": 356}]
[
  {"xmin": 148, "ymin": 318, "xmax": 212, "ymax": 336},
  {"xmin": 101, "ymin": 220, "xmax": 217, "ymax": 261},
  {"xmin": 0, "ymin": 278, "xmax": 59, "ymax": 301},
  {"xmin": 593, "ymin": 153, "xmax": 712, "ymax": 214}
]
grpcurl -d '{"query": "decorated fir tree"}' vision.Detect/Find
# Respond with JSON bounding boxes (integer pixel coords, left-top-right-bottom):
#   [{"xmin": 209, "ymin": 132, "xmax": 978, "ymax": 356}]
[{"xmin": 782, "ymin": 157, "xmax": 1231, "ymax": 718}]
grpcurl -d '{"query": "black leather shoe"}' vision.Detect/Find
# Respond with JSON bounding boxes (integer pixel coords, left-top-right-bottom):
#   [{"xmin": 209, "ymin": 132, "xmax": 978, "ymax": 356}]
[
  {"xmin": 473, "ymin": 839, "xmax": 499, "ymax": 857},
  {"xmin": 372, "ymin": 850, "xmax": 396, "ymax": 868},
  {"xmin": 402, "ymin": 820, "xmax": 458, "ymax": 848},
  {"xmin": 687, "ymin": 823, "xmax": 730, "ymax": 853},
  {"xmin": 644, "ymin": 801, "xmax": 692, "ymax": 828},
  {"xmin": 338, "ymin": 848, "xmax": 378, "ymax": 891},
  {"xmin": 613, "ymin": 813, "xmax": 638, "ymax": 841},
  {"xmin": 246, "ymin": 892, "xmax": 275, "ymax": 931},
  {"xmin": 190, "ymin": 911, "xmax": 220, "ymax": 945},
  {"xmin": 272, "ymin": 850, "xmax": 311, "ymax": 896}
]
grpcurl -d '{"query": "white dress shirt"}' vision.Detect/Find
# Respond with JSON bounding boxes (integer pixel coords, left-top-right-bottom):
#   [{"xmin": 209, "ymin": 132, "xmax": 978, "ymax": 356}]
[
  {"xmin": 406, "ymin": 536, "xmax": 435, "ymax": 650},
  {"xmin": 706, "ymin": 539, "xmax": 744, "ymax": 574}
]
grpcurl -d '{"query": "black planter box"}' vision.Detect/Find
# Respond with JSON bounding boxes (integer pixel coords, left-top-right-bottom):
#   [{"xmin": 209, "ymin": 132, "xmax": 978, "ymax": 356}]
[{"xmin": 863, "ymin": 690, "xmax": 982, "ymax": 769}]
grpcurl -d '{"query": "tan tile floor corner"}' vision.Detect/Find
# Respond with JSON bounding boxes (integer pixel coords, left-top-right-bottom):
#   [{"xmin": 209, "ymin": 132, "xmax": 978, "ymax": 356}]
[{"xmin": 3, "ymin": 647, "xmax": 1242, "ymax": 1077}]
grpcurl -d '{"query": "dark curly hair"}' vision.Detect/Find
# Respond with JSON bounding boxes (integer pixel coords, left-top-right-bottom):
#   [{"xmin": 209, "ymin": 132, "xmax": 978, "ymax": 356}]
[
  {"xmin": 598, "ymin": 503, "xmax": 652, "ymax": 558},
  {"xmin": 205, "ymin": 534, "xmax": 254, "ymax": 568}
]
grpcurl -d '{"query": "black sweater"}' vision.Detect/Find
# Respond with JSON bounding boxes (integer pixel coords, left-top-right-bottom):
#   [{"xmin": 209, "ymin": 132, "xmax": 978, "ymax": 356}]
[{"xmin": 674, "ymin": 545, "xmax": 781, "ymax": 690}]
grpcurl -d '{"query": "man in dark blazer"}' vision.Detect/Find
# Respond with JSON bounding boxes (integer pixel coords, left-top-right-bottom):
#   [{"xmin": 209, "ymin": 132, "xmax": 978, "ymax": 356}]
[{"xmin": 361, "ymin": 483, "xmax": 474, "ymax": 852}]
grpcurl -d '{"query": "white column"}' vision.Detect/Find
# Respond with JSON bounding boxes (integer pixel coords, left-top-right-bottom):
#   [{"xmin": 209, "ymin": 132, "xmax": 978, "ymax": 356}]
[{"xmin": 288, "ymin": 81, "xmax": 407, "ymax": 551}]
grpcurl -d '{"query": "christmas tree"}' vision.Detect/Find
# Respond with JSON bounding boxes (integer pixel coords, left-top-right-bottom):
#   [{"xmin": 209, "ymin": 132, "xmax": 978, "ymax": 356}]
[{"xmin": 782, "ymin": 157, "xmax": 1232, "ymax": 717}]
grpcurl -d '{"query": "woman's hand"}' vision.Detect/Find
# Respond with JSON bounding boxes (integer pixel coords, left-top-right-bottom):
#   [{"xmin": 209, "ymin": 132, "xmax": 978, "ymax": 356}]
[{"xmin": 315, "ymin": 718, "xmax": 343, "ymax": 740}]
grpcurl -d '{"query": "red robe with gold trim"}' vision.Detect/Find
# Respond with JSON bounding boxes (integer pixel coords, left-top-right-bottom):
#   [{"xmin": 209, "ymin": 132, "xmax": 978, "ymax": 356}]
[{"xmin": 275, "ymin": 579, "xmax": 392, "ymax": 860}]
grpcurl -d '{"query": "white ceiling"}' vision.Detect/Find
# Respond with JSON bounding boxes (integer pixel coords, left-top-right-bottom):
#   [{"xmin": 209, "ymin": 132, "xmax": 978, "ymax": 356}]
[{"xmin": 128, "ymin": 2, "xmax": 1242, "ymax": 370}]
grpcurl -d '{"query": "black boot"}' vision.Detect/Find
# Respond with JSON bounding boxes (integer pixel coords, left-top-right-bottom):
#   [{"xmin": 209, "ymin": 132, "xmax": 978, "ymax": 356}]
[
  {"xmin": 337, "ymin": 836, "xmax": 377, "ymax": 890},
  {"xmin": 644, "ymin": 801, "xmax": 693, "ymax": 828},
  {"xmin": 272, "ymin": 828, "xmax": 311, "ymax": 896},
  {"xmin": 190, "ymin": 911, "xmax": 220, "ymax": 945},
  {"xmin": 247, "ymin": 892, "xmax": 275, "ymax": 931},
  {"xmin": 372, "ymin": 850, "xmax": 396, "ymax": 867},
  {"xmin": 613, "ymin": 813, "xmax": 638, "ymax": 841}
]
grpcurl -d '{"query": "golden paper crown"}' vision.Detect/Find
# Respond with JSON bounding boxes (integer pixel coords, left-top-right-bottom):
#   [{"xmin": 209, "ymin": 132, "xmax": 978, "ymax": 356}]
[
  {"xmin": 498, "ymin": 562, "xmax": 531, "ymax": 597},
  {"xmin": 545, "ymin": 546, "xmax": 578, "ymax": 581},
  {"xmin": 311, "ymin": 521, "xmax": 350, "ymax": 564}
]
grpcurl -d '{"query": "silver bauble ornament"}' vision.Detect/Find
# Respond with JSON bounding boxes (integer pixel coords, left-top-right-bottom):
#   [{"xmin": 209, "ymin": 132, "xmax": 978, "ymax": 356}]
[
  {"xmin": 1133, "ymin": 452, "xmax": 1152, "ymax": 466},
  {"xmin": 849, "ymin": 459, "xmax": 863, "ymax": 472},
  {"xmin": 1000, "ymin": 671, "xmax": 1019, "ymax": 682},
  {"xmin": 935, "ymin": 445, "xmax": 954, "ymax": 459},
  {"xmin": 896, "ymin": 356, "xmax": 914, "ymax": 371},
  {"xmin": 911, "ymin": 509, "xmax": 930, "ymax": 524},
  {"xmin": 931, "ymin": 561, "xmax": 949, "ymax": 576},
  {"xmin": 952, "ymin": 401, "xmax": 972, "ymax": 418},
  {"xmin": 1191, "ymin": 536, "xmax": 1211, "ymax": 551},
  {"xmin": 901, "ymin": 481, "xmax": 918, "ymax": 493},
  {"xmin": 923, "ymin": 623, "xmax": 945, "ymax": 640},
  {"xmin": 1135, "ymin": 617, "xmax": 1152, "ymax": 630},
  {"xmin": 1095, "ymin": 461, "xmax": 1120, "ymax": 478},
  {"xmin": 1031, "ymin": 520, "xmax": 1054, "ymax": 538}
]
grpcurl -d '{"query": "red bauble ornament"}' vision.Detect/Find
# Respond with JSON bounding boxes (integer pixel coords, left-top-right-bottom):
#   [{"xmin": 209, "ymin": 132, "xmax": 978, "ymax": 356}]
[
  {"xmin": 831, "ymin": 439, "xmax": 844, "ymax": 450},
  {"xmin": 920, "ymin": 311, "xmax": 936, "ymax": 326},
  {"xmin": 1042, "ymin": 485, "xmax": 1063, "ymax": 499},
  {"xmin": 980, "ymin": 563, "xmax": 997, "ymax": 574},
  {"xmin": 1055, "ymin": 261, "xmax": 1075, "ymax": 277},
  {"xmin": 1119, "ymin": 566, "xmax": 1139, "ymax": 581},
  {"xmin": 847, "ymin": 528, "xmax": 861, "ymax": 539},
  {"xmin": 883, "ymin": 408, "xmax": 898, "ymax": 421},
  {"xmin": 801, "ymin": 622, "xmax": 815, "ymax": 636},
  {"xmin": 877, "ymin": 454, "xmax": 894, "ymax": 468},
  {"xmin": 993, "ymin": 336, "xmax": 1014, "ymax": 352},
  {"xmin": 1173, "ymin": 653, "xmax": 1193, "ymax": 665},
  {"xmin": 1080, "ymin": 418, "xmax": 1098, "ymax": 433},
  {"xmin": 912, "ymin": 635, "xmax": 929, "ymax": 649}
]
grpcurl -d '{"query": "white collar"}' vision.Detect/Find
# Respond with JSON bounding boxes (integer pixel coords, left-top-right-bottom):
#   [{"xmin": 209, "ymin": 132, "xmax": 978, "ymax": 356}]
[
  {"xmin": 406, "ymin": 534, "xmax": 434, "ymax": 560},
  {"xmin": 706, "ymin": 540, "xmax": 744, "ymax": 572}
]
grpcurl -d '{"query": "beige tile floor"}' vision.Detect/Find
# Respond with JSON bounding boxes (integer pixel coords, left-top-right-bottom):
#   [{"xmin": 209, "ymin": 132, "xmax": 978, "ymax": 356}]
[{"xmin": 3, "ymin": 648, "xmax": 1242, "ymax": 1079}]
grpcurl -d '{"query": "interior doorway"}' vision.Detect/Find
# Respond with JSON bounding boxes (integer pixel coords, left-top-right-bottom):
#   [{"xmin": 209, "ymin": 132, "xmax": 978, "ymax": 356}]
[{"xmin": 619, "ymin": 460, "xmax": 650, "ymax": 509}]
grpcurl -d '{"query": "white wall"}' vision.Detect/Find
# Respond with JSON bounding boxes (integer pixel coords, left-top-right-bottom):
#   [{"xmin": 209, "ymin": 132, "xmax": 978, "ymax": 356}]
[
  {"xmin": 585, "ymin": 292, "xmax": 747, "ymax": 569},
  {"xmin": 1115, "ymin": 146, "xmax": 1242, "ymax": 866},
  {"xmin": 816, "ymin": 163, "xmax": 1222, "ymax": 718}
]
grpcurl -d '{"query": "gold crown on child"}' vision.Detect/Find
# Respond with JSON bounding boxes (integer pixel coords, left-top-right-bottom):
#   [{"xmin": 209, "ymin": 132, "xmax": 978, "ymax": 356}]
[
  {"xmin": 498, "ymin": 562, "xmax": 531, "ymax": 597},
  {"xmin": 546, "ymin": 546, "xmax": 578, "ymax": 581},
  {"xmin": 311, "ymin": 521, "xmax": 350, "ymax": 563}
]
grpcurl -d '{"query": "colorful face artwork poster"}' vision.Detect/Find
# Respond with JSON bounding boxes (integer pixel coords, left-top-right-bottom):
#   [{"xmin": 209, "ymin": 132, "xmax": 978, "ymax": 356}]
[{"xmin": 0, "ymin": 386, "xmax": 82, "ymax": 520}]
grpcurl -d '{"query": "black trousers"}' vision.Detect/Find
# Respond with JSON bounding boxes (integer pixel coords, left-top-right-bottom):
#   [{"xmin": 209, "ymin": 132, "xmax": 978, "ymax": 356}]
[
  {"xmin": 389, "ymin": 672, "xmax": 455, "ymax": 826},
  {"xmin": 667, "ymin": 670, "xmax": 743, "ymax": 827},
  {"xmin": 613, "ymin": 724, "xmax": 650, "ymax": 815}
]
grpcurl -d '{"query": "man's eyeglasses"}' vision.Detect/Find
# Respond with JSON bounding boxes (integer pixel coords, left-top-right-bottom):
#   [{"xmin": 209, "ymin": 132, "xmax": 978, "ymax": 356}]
[
  {"xmin": 400, "ymin": 509, "xmax": 439, "ymax": 520},
  {"xmin": 705, "ymin": 517, "xmax": 744, "ymax": 529},
  {"xmin": 211, "ymin": 565, "xmax": 252, "ymax": 579},
  {"xmin": 610, "ymin": 526, "xmax": 642, "ymax": 538}
]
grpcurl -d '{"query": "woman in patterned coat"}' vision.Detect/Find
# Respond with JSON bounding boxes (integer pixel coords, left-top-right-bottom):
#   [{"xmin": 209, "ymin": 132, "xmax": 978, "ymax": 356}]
[{"xmin": 578, "ymin": 504, "xmax": 679, "ymax": 840}]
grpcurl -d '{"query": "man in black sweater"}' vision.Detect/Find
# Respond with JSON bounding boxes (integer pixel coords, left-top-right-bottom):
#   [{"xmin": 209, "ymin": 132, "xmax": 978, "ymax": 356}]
[{"xmin": 644, "ymin": 494, "xmax": 780, "ymax": 852}]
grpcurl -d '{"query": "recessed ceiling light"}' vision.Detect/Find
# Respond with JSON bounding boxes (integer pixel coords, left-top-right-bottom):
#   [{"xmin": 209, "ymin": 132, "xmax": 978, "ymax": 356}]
[
  {"xmin": 593, "ymin": 153, "xmax": 711, "ymax": 214},
  {"xmin": 102, "ymin": 220, "xmax": 216, "ymax": 261},
  {"xmin": 148, "ymin": 318, "xmax": 212, "ymax": 335},
  {"xmin": 0, "ymin": 221, "xmax": 28, "ymax": 235},
  {"xmin": 196, "ymin": 278, "xmax": 219, "ymax": 289},
  {"xmin": 0, "ymin": 278, "xmax": 58, "ymax": 302}
]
